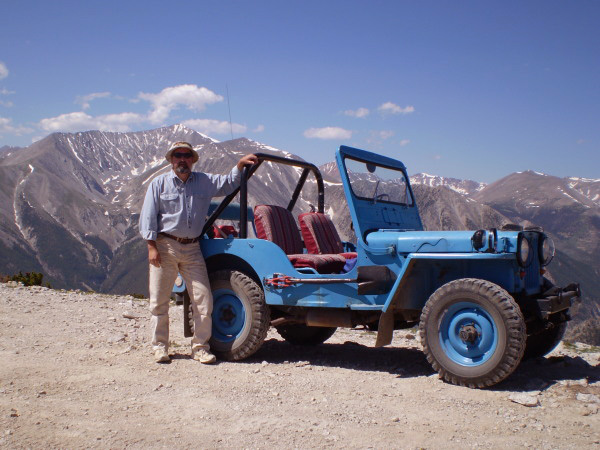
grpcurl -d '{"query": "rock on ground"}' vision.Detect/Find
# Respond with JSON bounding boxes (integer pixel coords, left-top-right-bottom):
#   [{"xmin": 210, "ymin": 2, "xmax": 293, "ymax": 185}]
[{"xmin": 0, "ymin": 283, "xmax": 599, "ymax": 449}]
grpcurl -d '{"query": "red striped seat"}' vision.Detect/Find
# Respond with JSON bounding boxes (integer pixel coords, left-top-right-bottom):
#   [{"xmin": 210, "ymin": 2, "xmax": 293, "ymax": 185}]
[
  {"xmin": 254, "ymin": 205, "xmax": 346, "ymax": 274},
  {"xmin": 298, "ymin": 212, "xmax": 357, "ymax": 260}
]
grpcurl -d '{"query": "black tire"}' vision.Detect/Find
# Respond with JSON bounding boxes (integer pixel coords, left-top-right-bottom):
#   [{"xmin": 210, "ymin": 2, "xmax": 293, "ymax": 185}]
[
  {"xmin": 524, "ymin": 321, "xmax": 567, "ymax": 359},
  {"xmin": 209, "ymin": 270, "xmax": 270, "ymax": 361},
  {"xmin": 275, "ymin": 324, "xmax": 337, "ymax": 345},
  {"xmin": 419, "ymin": 278, "xmax": 526, "ymax": 388}
]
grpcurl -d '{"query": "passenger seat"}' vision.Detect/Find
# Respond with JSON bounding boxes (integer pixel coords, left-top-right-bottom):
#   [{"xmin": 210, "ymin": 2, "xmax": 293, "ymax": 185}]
[
  {"xmin": 254, "ymin": 205, "xmax": 346, "ymax": 274},
  {"xmin": 298, "ymin": 212, "xmax": 357, "ymax": 260}
]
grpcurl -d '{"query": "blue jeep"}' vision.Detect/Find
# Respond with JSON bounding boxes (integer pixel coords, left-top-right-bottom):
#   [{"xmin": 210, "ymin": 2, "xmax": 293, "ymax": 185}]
[{"xmin": 187, "ymin": 146, "xmax": 580, "ymax": 388}]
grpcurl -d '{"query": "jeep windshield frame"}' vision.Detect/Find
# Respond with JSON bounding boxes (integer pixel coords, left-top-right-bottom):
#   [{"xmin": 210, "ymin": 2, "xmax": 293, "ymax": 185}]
[
  {"xmin": 202, "ymin": 152, "xmax": 324, "ymax": 239},
  {"xmin": 344, "ymin": 156, "xmax": 415, "ymax": 207},
  {"xmin": 337, "ymin": 145, "xmax": 423, "ymax": 243}
]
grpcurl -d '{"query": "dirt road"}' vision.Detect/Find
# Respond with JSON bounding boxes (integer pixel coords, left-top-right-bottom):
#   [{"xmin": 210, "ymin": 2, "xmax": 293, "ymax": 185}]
[{"xmin": 1, "ymin": 282, "xmax": 598, "ymax": 449}]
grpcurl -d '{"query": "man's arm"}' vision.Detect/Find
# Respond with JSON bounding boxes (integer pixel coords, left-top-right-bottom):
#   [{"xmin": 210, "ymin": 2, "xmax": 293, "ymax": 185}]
[
  {"xmin": 139, "ymin": 181, "xmax": 160, "ymax": 241},
  {"xmin": 212, "ymin": 153, "xmax": 258, "ymax": 197},
  {"xmin": 139, "ymin": 181, "xmax": 161, "ymax": 266}
]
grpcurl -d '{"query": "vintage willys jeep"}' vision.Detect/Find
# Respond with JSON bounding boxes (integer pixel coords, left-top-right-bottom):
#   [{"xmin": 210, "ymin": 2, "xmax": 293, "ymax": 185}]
[{"xmin": 189, "ymin": 146, "xmax": 580, "ymax": 388}]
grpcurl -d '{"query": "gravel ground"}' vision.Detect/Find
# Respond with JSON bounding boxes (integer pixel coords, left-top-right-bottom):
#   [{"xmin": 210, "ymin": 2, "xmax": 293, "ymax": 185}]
[{"xmin": 1, "ymin": 282, "xmax": 599, "ymax": 449}]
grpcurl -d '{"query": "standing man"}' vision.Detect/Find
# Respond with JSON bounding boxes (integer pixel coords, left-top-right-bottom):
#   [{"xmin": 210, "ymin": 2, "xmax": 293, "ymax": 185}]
[{"xmin": 139, "ymin": 141, "xmax": 257, "ymax": 364}]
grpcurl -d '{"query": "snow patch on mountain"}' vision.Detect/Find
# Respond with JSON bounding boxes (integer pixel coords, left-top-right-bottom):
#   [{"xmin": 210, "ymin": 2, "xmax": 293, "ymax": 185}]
[{"xmin": 410, "ymin": 173, "xmax": 486, "ymax": 196}]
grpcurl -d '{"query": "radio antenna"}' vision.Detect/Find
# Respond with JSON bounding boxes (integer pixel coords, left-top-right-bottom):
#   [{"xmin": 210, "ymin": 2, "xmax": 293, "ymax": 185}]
[{"xmin": 226, "ymin": 83, "xmax": 234, "ymax": 141}]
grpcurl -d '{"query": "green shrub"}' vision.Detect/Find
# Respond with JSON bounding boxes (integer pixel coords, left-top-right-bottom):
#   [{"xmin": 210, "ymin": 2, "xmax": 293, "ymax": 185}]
[{"xmin": 6, "ymin": 271, "xmax": 45, "ymax": 287}]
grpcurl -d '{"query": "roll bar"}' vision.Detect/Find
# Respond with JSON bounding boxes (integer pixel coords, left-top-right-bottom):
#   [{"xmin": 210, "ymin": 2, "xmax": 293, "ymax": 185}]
[{"xmin": 202, "ymin": 152, "xmax": 325, "ymax": 238}]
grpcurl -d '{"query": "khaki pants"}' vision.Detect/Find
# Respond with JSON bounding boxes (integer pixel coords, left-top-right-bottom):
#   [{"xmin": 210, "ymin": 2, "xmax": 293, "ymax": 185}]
[{"xmin": 149, "ymin": 235, "xmax": 213, "ymax": 352}]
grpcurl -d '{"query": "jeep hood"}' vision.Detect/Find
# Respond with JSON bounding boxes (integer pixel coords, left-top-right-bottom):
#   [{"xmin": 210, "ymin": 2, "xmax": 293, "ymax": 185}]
[{"xmin": 366, "ymin": 230, "xmax": 518, "ymax": 254}]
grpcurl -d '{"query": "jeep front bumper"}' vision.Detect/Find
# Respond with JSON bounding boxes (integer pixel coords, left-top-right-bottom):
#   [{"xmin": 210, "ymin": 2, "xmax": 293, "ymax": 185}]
[{"xmin": 536, "ymin": 283, "xmax": 581, "ymax": 319}]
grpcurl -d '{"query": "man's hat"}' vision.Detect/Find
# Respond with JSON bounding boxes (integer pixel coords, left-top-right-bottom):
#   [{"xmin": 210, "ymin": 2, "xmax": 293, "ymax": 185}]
[{"xmin": 165, "ymin": 141, "xmax": 199, "ymax": 163}]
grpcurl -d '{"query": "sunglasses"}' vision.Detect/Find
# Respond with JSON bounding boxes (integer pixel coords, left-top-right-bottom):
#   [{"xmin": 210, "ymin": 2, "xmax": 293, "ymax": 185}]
[{"xmin": 172, "ymin": 152, "xmax": 193, "ymax": 159}]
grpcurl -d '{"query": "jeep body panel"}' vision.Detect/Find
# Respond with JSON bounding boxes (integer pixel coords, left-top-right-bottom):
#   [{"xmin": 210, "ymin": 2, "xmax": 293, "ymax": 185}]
[{"xmin": 202, "ymin": 238, "xmax": 382, "ymax": 309}]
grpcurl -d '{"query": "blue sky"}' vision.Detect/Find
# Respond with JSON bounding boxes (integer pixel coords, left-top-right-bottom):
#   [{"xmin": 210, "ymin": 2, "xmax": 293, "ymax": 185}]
[{"xmin": 1, "ymin": 0, "xmax": 598, "ymax": 182}]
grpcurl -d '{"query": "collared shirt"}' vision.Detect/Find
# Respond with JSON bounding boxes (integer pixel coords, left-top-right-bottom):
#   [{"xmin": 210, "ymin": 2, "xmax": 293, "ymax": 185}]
[{"xmin": 139, "ymin": 167, "xmax": 241, "ymax": 241}]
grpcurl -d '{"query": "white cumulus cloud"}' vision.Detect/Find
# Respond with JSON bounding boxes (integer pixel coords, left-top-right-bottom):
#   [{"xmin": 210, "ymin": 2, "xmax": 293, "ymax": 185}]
[
  {"xmin": 0, "ymin": 117, "xmax": 33, "ymax": 135},
  {"xmin": 0, "ymin": 62, "xmax": 8, "ymax": 80},
  {"xmin": 183, "ymin": 118, "xmax": 247, "ymax": 135},
  {"xmin": 378, "ymin": 102, "xmax": 415, "ymax": 115},
  {"xmin": 253, "ymin": 124, "xmax": 265, "ymax": 133},
  {"xmin": 344, "ymin": 107, "xmax": 370, "ymax": 118},
  {"xmin": 399, "ymin": 139, "xmax": 410, "ymax": 146},
  {"xmin": 75, "ymin": 92, "xmax": 111, "ymax": 110},
  {"xmin": 377, "ymin": 130, "xmax": 395, "ymax": 140},
  {"xmin": 139, "ymin": 84, "xmax": 223, "ymax": 124},
  {"xmin": 0, "ymin": 88, "xmax": 15, "ymax": 108},
  {"xmin": 304, "ymin": 127, "xmax": 353, "ymax": 140},
  {"xmin": 39, "ymin": 111, "xmax": 144, "ymax": 133}
]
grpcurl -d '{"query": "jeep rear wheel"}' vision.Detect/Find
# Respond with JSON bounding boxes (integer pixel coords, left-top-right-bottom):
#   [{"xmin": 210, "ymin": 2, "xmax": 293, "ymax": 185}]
[
  {"xmin": 209, "ymin": 270, "xmax": 270, "ymax": 361},
  {"xmin": 275, "ymin": 324, "xmax": 337, "ymax": 345},
  {"xmin": 419, "ymin": 278, "xmax": 526, "ymax": 388}
]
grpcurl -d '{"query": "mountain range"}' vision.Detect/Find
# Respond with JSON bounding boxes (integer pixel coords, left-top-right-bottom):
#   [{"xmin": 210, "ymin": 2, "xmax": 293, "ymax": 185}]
[{"xmin": 1, "ymin": 125, "xmax": 598, "ymax": 344}]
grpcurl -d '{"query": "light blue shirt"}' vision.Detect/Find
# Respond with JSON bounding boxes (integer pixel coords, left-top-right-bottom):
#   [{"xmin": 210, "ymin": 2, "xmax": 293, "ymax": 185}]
[{"xmin": 139, "ymin": 167, "xmax": 241, "ymax": 241}]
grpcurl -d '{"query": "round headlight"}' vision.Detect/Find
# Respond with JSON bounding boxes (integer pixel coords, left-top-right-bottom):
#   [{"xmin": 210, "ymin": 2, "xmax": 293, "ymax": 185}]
[
  {"xmin": 539, "ymin": 235, "xmax": 555, "ymax": 266},
  {"xmin": 517, "ymin": 234, "xmax": 531, "ymax": 267}
]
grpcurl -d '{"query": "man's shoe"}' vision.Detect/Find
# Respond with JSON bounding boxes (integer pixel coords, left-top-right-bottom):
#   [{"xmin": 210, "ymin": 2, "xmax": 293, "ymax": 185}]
[
  {"xmin": 193, "ymin": 348, "xmax": 216, "ymax": 364},
  {"xmin": 154, "ymin": 348, "xmax": 170, "ymax": 363}
]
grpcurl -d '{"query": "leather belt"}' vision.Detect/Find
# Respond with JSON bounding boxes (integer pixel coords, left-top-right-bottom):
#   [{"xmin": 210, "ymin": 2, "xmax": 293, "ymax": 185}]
[{"xmin": 159, "ymin": 232, "xmax": 200, "ymax": 244}]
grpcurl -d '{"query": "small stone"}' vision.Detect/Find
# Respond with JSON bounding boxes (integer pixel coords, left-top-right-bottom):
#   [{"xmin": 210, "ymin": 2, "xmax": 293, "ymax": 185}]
[
  {"xmin": 576, "ymin": 393, "xmax": 600, "ymax": 404},
  {"xmin": 107, "ymin": 334, "xmax": 126, "ymax": 343},
  {"xmin": 405, "ymin": 333, "xmax": 415, "ymax": 340},
  {"xmin": 122, "ymin": 312, "xmax": 137, "ymax": 320},
  {"xmin": 508, "ymin": 393, "xmax": 539, "ymax": 407},
  {"xmin": 391, "ymin": 417, "xmax": 401, "ymax": 422},
  {"xmin": 585, "ymin": 404, "xmax": 599, "ymax": 415}
]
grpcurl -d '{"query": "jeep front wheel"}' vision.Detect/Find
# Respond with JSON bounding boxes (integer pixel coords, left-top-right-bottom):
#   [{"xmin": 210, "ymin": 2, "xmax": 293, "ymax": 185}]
[
  {"xmin": 419, "ymin": 278, "xmax": 526, "ymax": 388},
  {"xmin": 209, "ymin": 270, "xmax": 270, "ymax": 361}
]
